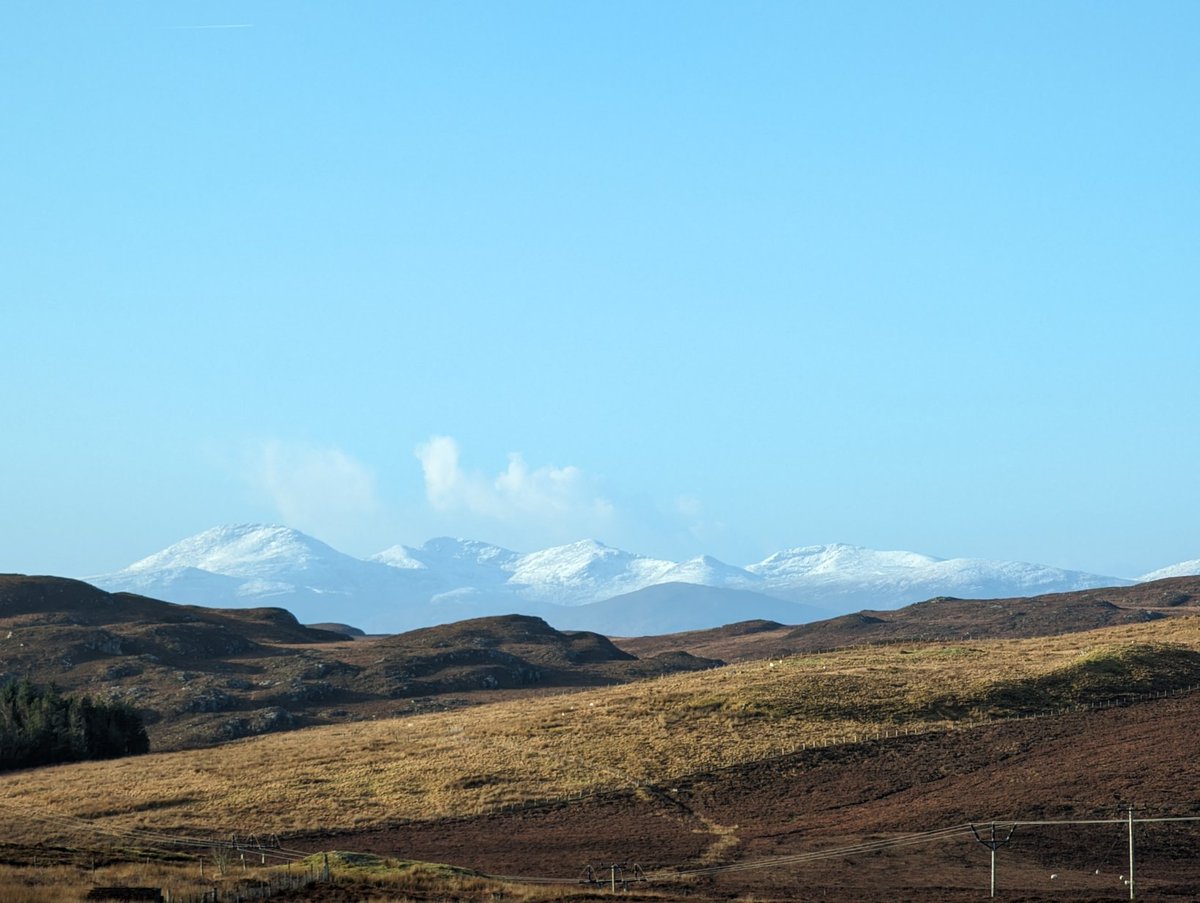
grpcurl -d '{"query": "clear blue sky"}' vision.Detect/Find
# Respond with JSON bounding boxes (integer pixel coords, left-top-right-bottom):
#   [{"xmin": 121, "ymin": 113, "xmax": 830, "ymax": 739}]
[{"xmin": 3, "ymin": 1, "xmax": 1197, "ymax": 579}]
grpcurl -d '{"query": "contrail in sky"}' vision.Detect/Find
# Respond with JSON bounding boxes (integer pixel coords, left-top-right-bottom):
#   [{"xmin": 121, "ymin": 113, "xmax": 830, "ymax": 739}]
[{"xmin": 164, "ymin": 24, "xmax": 255, "ymax": 30}]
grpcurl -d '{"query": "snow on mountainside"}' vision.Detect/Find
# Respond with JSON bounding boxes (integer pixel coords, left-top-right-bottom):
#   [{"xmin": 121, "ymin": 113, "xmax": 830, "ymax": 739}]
[
  {"xmin": 90, "ymin": 524, "xmax": 1140, "ymax": 635},
  {"xmin": 748, "ymin": 543, "xmax": 940, "ymax": 581},
  {"xmin": 506, "ymin": 540, "xmax": 678, "ymax": 605},
  {"xmin": 373, "ymin": 538, "xmax": 518, "ymax": 587},
  {"xmin": 93, "ymin": 525, "xmax": 440, "ymax": 632},
  {"xmin": 745, "ymin": 543, "xmax": 1128, "ymax": 608},
  {"xmin": 373, "ymin": 538, "xmax": 680, "ymax": 605},
  {"xmin": 369, "ymin": 545, "xmax": 427, "ymax": 570},
  {"xmin": 125, "ymin": 524, "xmax": 362, "ymax": 581},
  {"xmin": 1141, "ymin": 559, "xmax": 1200, "ymax": 581},
  {"xmin": 97, "ymin": 565, "xmax": 248, "ymax": 607},
  {"xmin": 659, "ymin": 555, "xmax": 765, "ymax": 589}
]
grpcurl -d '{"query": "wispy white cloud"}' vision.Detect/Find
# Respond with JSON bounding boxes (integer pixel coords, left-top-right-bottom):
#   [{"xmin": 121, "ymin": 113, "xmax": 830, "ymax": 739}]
[
  {"xmin": 674, "ymin": 493, "xmax": 728, "ymax": 545},
  {"xmin": 249, "ymin": 440, "xmax": 380, "ymax": 534},
  {"xmin": 415, "ymin": 435, "xmax": 614, "ymax": 526}
]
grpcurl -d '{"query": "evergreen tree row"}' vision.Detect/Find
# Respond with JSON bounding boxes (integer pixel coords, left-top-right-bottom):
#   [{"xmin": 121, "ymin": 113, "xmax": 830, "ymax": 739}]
[{"xmin": 0, "ymin": 678, "xmax": 149, "ymax": 771}]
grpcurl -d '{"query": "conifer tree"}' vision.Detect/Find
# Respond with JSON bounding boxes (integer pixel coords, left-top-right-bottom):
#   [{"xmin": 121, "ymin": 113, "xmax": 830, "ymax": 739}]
[{"xmin": 0, "ymin": 679, "xmax": 149, "ymax": 771}]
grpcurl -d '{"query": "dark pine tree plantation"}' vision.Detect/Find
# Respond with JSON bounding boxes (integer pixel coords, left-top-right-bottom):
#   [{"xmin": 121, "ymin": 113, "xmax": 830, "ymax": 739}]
[{"xmin": 0, "ymin": 679, "xmax": 149, "ymax": 771}]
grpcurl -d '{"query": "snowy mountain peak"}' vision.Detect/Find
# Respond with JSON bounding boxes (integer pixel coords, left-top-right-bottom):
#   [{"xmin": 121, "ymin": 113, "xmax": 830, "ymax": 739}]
[
  {"xmin": 373, "ymin": 537, "xmax": 518, "ymax": 571},
  {"xmin": 126, "ymin": 523, "xmax": 350, "ymax": 577},
  {"xmin": 507, "ymin": 539, "xmax": 676, "ymax": 603},
  {"xmin": 513, "ymin": 539, "xmax": 626, "ymax": 575},
  {"xmin": 370, "ymin": 545, "xmax": 429, "ymax": 570},
  {"xmin": 1140, "ymin": 559, "xmax": 1200, "ymax": 581},
  {"xmin": 89, "ymin": 523, "xmax": 1148, "ymax": 635},
  {"xmin": 420, "ymin": 536, "xmax": 517, "ymax": 563},
  {"xmin": 659, "ymin": 555, "xmax": 760, "ymax": 588},
  {"xmin": 535, "ymin": 538, "xmax": 614, "ymax": 556},
  {"xmin": 747, "ymin": 543, "xmax": 942, "ymax": 580}
]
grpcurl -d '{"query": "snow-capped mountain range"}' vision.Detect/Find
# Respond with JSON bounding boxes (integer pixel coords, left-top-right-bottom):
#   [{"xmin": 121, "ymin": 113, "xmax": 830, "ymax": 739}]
[
  {"xmin": 86, "ymin": 524, "xmax": 1196, "ymax": 636},
  {"xmin": 1140, "ymin": 559, "xmax": 1200, "ymax": 581}
]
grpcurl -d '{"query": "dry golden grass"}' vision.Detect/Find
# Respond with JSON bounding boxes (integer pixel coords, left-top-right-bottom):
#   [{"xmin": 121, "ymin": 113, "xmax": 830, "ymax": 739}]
[
  {"xmin": 309, "ymin": 854, "xmax": 593, "ymax": 901},
  {"xmin": 0, "ymin": 858, "xmax": 221, "ymax": 903},
  {"xmin": 2, "ymin": 616, "xmax": 1199, "ymax": 853},
  {"xmin": 0, "ymin": 854, "xmax": 667, "ymax": 903}
]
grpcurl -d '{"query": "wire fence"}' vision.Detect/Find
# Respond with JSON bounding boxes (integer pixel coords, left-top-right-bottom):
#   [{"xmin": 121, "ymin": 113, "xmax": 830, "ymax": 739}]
[{"xmin": 163, "ymin": 865, "xmax": 322, "ymax": 903}]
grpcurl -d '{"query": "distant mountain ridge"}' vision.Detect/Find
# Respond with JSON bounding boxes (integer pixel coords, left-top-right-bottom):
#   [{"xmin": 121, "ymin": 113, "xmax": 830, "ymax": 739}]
[
  {"xmin": 87, "ymin": 524, "xmax": 1183, "ymax": 635},
  {"xmin": 1141, "ymin": 559, "xmax": 1200, "ymax": 581}
]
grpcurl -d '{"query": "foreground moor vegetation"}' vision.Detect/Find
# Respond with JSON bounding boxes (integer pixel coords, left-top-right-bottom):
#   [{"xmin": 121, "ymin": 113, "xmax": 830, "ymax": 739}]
[
  {"xmin": 3, "ymin": 616, "xmax": 1200, "ymax": 842},
  {"xmin": 2, "ymin": 578, "xmax": 1199, "ymax": 900}
]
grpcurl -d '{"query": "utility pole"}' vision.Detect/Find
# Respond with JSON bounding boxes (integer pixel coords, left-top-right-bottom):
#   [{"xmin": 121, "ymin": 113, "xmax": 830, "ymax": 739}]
[
  {"xmin": 1127, "ymin": 805, "xmax": 1136, "ymax": 900},
  {"xmin": 971, "ymin": 822, "xmax": 1015, "ymax": 898}
]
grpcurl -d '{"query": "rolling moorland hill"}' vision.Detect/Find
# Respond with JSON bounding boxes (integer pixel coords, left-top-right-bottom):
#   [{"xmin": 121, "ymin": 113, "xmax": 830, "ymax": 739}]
[
  {"xmin": 3, "ymin": 612, "xmax": 1200, "ymax": 900},
  {"xmin": 0, "ymin": 575, "xmax": 721, "ymax": 750},
  {"xmin": 618, "ymin": 575, "xmax": 1200, "ymax": 661},
  {"xmin": 2, "ymin": 574, "xmax": 1198, "ymax": 753}
]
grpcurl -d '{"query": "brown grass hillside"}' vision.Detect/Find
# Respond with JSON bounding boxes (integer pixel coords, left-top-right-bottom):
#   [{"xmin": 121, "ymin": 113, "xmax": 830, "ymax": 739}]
[
  {"xmin": 618, "ymin": 575, "xmax": 1200, "ymax": 661},
  {"xmin": 6, "ymin": 574, "xmax": 1195, "ymax": 754},
  {"xmin": 0, "ymin": 578, "xmax": 721, "ymax": 749},
  {"xmin": 3, "ymin": 614, "xmax": 1200, "ymax": 854}
]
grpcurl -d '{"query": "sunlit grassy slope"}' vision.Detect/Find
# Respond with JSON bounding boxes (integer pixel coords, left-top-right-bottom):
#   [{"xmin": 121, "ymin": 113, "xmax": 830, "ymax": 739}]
[{"xmin": 3, "ymin": 616, "xmax": 1199, "ymax": 847}]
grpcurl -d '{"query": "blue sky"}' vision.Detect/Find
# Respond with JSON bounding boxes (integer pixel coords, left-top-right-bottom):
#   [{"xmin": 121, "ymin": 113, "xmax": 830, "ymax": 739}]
[{"xmin": 2, "ymin": 1, "xmax": 1197, "ymax": 579}]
